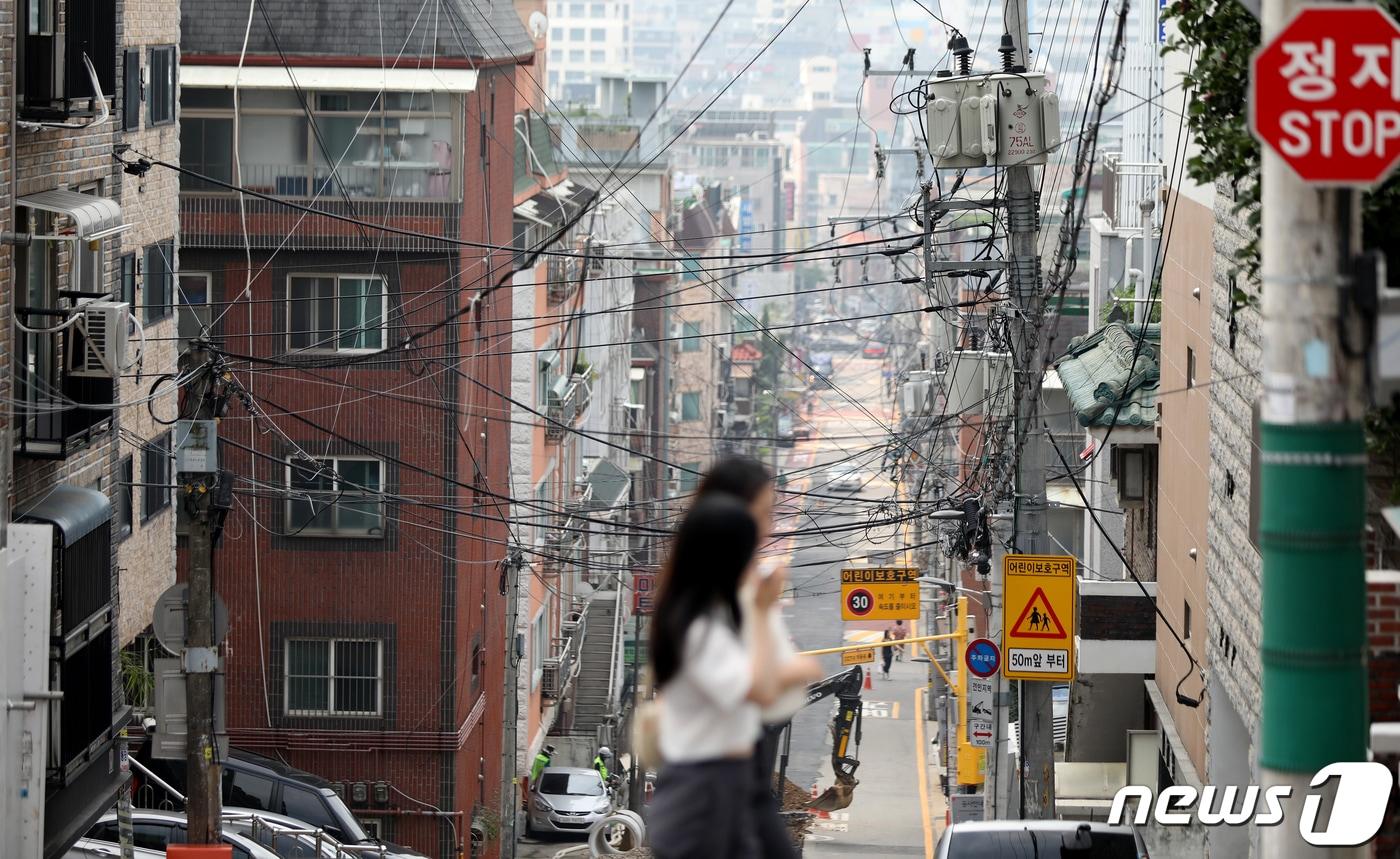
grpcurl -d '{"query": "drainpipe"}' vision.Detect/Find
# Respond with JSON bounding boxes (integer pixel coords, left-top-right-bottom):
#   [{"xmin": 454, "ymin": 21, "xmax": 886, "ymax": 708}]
[
  {"xmin": 1135, "ymin": 198, "xmax": 1154, "ymax": 326},
  {"xmin": 1257, "ymin": 0, "xmax": 1369, "ymax": 848}
]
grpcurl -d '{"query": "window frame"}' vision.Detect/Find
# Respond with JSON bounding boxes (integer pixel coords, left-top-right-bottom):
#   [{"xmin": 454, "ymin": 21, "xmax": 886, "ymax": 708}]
[
  {"xmin": 285, "ymin": 273, "xmax": 389, "ymax": 354},
  {"xmin": 122, "ymin": 48, "xmax": 141, "ymax": 130},
  {"xmin": 143, "ymin": 241, "xmax": 174, "ymax": 323},
  {"xmin": 679, "ymin": 321, "xmax": 702, "ymax": 351},
  {"xmin": 283, "ymin": 637, "xmax": 384, "ymax": 717},
  {"xmin": 142, "ymin": 431, "xmax": 172, "ymax": 521},
  {"xmin": 530, "ymin": 608, "xmax": 548, "ymax": 691},
  {"xmin": 177, "ymin": 271, "xmax": 213, "ymax": 342},
  {"xmin": 284, "ymin": 455, "xmax": 386, "ymax": 538},
  {"xmin": 680, "ymin": 391, "xmax": 701, "ymax": 422},
  {"xmin": 147, "ymin": 46, "xmax": 176, "ymax": 126},
  {"xmin": 115, "ymin": 455, "xmax": 133, "ymax": 541}
]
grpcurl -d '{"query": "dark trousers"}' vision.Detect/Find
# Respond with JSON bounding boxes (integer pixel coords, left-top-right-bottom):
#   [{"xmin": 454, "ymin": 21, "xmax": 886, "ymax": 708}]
[
  {"xmin": 752, "ymin": 732, "xmax": 800, "ymax": 859},
  {"xmin": 647, "ymin": 759, "xmax": 759, "ymax": 859}
]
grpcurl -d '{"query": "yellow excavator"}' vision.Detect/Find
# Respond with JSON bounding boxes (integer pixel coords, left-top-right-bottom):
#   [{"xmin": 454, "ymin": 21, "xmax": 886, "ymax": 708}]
[{"xmin": 766, "ymin": 665, "xmax": 864, "ymax": 813}]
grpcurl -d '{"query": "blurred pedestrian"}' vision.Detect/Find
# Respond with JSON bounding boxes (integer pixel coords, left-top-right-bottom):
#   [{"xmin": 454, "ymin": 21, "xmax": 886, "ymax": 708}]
[
  {"xmin": 593, "ymin": 746, "xmax": 611, "ymax": 780},
  {"xmin": 530, "ymin": 744, "xmax": 555, "ymax": 784},
  {"xmin": 880, "ymin": 630, "xmax": 895, "ymax": 679},
  {"xmin": 697, "ymin": 456, "xmax": 823, "ymax": 859},
  {"xmin": 887, "ymin": 619, "xmax": 908, "ymax": 661},
  {"xmin": 645, "ymin": 495, "xmax": 814, "ymax": 859}
]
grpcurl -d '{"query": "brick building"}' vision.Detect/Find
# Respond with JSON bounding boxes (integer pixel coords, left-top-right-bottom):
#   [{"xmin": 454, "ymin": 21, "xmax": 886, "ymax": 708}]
[
  {"xmin": 0, "ymin": 0, "xmax": 181, "ymax": 853},
  {"xmin": 175, "ymin": 2, "xmax": 534, "ymax": 856}
]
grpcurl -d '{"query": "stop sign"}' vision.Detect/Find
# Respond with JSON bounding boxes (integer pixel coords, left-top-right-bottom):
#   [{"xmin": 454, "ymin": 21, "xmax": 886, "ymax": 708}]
[{"xmin": 1250, "ymin": 4, "xmax": 1400, "ymax": 186}]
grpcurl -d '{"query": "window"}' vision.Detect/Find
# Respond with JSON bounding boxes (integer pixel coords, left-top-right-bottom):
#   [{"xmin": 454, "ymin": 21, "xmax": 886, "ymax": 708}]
[
  {"xmin": 179, "ymin": 117, "xmax": 234, "ymax": 191},
  {"xmin": 569, "ymin": 27, "xmax": 585, "ymax": 39},
  {"xmin": 1186, "ymin": 346, "xmax": 1196, "ymax": 389},
  {"xmin": 538, "ymin": 350, "xmax": 561, "ymax": 407},
  {"xmin": 1184, "ymin": 600, "xmax": 1192, "ymax": 639},
  {"xmin": 120, "ymin": 253, "xmax": 137, "ymax": 306},
  {"xmin": 279, "ymin": 785, "xmax": 332, "ymax": 827},
  {"xmin": 679, "ymin": 321, "xmax": 702, "ymax": 351},
  {"xmin": 142, "ymin": 431, "xmax": 171, "ymax": 520},
  {"xmin": 590, "ymin": 50, "xmax": 606, "ymax": 62},
  {"xmin": 531, "ymin": 610, "xmax": 547, "ymax": 690},
  {"xmin": 360, "ymin": 819, "xmax": 383, "ymax": 840},
  {"xmin": 143, "ymin": 241, "xmax": 173, "ymax": 323},
  {"xmin": 19, "ymin": 0, "xmax": 116, "ymax": 120},
  {"xmin": 569, "ymin": 49, "xmax": 584, "ymax": 62},
  {"xmin": 551, "ymin": 27, "xmax": 562, "ymax": 39},
  {"xmin": 122, "ymin": 49, "xmax": 140, "ymax": 130},
  {"xmin": 147, "ymin": 47, "xmax": 175, "ymax": 125},
  {"xmin": 471, "ymin": 634, "xmax": 484, "ymax": 694},
  {"xmin": 223, "ymin": 769, "xmax": 276, "ymax": 811},
  {"xmin": 569, "ymin": 3, "xmax": 584, "ymax": 14},
  {"xmin": 590, "ymin": 2, "xmax": 605, "ymax": 13},
  {"xmin": 680, "ymin": 391, "xmax": 701, "ymax": 422},
  {"xmin": 286, "ymin": 456, "xmax": 385, "ymax": 536},
  {"xmin": 178, "ymin": 273, "xmax": 213, "ymax": 341},
  {"xmin": 115, "ymin": 456, "xmax": 133, "ymax": 540},
  {"xmin": 287, "ymin": 275, "xmax": 386, "ymax": 352},
  {"xmin": 590, "ymin": 27, "xmax": 606, "ymax": 40},
  {"xmin": 285, "ymin": 638, "xmax": 383, "ymax": 716},
  {"xmin": 678, "ymin": 462, "xmax": 701, "ymax": 493}
]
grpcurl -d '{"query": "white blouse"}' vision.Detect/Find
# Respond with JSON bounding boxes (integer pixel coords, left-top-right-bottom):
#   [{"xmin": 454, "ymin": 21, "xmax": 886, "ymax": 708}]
[{"xmin": 658, "ymin": 609, "xmax": 761, "ymax": 762}]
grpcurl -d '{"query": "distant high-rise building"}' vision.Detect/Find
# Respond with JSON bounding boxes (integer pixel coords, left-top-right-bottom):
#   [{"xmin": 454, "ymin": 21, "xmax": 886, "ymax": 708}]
[{"xmin": 547, "ymin": 0, "xmax": 633, "ymax": 105}]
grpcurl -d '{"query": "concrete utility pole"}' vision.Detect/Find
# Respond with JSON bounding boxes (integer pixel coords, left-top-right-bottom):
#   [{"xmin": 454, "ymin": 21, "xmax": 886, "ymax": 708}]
[
  {"xmin": 179, "ymin": 343, "xmax": 223, "ymax": 844},
  {"xmin": 1257, "ymin": 0, "xmax": 1368, "ymax": 854},
  {"xmin": 1001, "ymin": 0, "xmax": 1057, "ymax": 819}
]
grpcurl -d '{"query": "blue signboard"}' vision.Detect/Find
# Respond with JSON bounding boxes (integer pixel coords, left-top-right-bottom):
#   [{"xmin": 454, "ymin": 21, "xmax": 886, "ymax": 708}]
[{"xmin": 739, "ymin": 200, "xmax": 754, "ymax": 252}]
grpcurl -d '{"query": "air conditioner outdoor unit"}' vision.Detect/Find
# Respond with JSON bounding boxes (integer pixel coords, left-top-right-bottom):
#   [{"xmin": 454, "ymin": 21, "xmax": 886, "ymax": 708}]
[{"xmin": 68, "ymin": 301, "xmax": 130, "ymax": 378}]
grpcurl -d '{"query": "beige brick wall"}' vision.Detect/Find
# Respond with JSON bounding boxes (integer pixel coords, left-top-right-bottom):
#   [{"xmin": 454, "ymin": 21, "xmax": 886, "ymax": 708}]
[{"xmin": 3, "ymin": 0, "xmax": 182, "ymax": 650}]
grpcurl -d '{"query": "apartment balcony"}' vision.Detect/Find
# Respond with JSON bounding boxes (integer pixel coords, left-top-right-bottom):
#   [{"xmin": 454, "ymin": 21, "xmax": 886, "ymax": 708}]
[
  {"xmin": 1076, "ymin": 578, "xmax": 1157, "ymax": 674},
  {"xmin": 546, "ymin": 256, "xmax": 581, "ymax": 305},
  {"xmin": 180, "ymin": 162, "xmax": 461, "ymax": 252},
  {"xmin": 545, "ymin": 375, "xmax": 591, "ymax": 442}
]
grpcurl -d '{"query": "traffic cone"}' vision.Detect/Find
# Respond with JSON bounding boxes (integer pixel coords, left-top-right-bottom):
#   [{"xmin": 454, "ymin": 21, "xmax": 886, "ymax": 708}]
[{"xmin": 863, "ymin": 670, "xmax": 873, "ymax": 691}]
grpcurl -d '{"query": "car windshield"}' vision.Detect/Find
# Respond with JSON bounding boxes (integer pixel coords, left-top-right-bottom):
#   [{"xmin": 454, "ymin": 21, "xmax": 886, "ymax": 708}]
[
  {"xmin": 322, "ymin": 793, "xmax": 369, "ymax": 843},
  {"xmin": 538, "ymin": 773, "xmax": 604, "ymax": 796},
  {"xmin": 946, "ymin": 829, "xmax": 1139, "ymax": 858}
]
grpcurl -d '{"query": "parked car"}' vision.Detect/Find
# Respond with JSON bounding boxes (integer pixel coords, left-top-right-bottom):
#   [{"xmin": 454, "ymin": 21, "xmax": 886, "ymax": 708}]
[
  {"xmin": 86, "ymin": 809, "xmax": 281, "ymax": 859},
  {"xmin": 935, "ymin": 820, "xmax": 1147, "ymax": 858},
  {"xmin": 826, "ymin": 467, "xmax": 863, "ymax": 491},
  {"xmin": 65, "ymin": 838, "xmax": 165, "ymax": 859},
  {"xmin": 132, "ymin": 747, "xmax": 424, "ymax": 857},
  {"xmin": 863, "ymin": 342, "xmax": 888, "ymax": 358},
  {"xmin": 223, "ymin": 807, "xmax": 363, "ymax": 858},
  {"xmin": 527, "ymin": 766, "xmax": 614, "ymax": 837}
]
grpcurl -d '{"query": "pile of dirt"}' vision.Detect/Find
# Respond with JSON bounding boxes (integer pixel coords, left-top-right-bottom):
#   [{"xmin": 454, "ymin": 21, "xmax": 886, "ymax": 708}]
[{"xmin": 780, "ymin": 777, "xmax": 815, "ymax": 811}]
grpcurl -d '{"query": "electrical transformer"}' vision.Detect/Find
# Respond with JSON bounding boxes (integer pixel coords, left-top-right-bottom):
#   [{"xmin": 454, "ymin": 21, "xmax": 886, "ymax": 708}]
[{"xmin": 925, "ymin": 72, "xmax": 1060, "ymax": 169}]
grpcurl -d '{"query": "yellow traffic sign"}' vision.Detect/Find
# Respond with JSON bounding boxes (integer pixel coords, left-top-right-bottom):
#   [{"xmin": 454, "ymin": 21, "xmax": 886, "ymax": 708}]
[
  {"xmin": 840, "ymin": 567, "xmax": 920, "ymax": 621},
  {"xmin": 842, "ymin": 648, "xmax": 875, "ymax": 665},
  {"xmin": 1003, "ymin": 554, "xmax": 1076, "ymax": 681}
]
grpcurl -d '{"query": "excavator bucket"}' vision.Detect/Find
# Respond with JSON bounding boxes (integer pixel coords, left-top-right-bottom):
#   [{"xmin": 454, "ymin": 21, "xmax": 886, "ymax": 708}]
[{"xmin": 807, "ymin": 776, "xmax": 858, "ymax": 812}]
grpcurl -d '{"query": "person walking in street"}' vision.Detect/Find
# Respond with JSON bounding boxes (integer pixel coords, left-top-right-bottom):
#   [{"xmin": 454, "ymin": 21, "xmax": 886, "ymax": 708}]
[
  {"xmin": 645, "ymin": 495, "xmax": 817, "ymax": 859},
  {"xmin": 887, "ymin": 619, "xmax": 909, "ymax": 661},
  {"xmin": 593, "ymin": 746, "xmax": 611, "ymax": 780},
  {"xmin": 696, "ymin": 456, "xmax": 822, "ymax": 859},
  {"xmin": 880, "ymin": 630, "xmax": 895, "ymax": 679}
]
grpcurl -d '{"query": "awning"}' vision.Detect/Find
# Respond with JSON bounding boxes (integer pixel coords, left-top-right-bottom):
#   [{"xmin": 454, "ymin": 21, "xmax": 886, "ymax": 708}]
[
  {"xmin": 585, "ymin": 459, "xmax": 631, "ymax": 511},
  {"xmin": 181, "ymin": 65, "xmax": 479, "ymax": 92},
  {"xmin": 19, "ymin": 189, "xmax": 123, "ymax": 240},
  {"xmin": 17, "ymin": 486, "xmax": 112, "ymax": 546}
]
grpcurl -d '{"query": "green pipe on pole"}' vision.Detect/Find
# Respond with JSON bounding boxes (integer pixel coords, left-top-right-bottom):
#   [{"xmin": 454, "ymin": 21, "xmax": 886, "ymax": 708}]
[{"xmin": 1259, "ymin": 421, "xmax": 1368, "ymax": 772}]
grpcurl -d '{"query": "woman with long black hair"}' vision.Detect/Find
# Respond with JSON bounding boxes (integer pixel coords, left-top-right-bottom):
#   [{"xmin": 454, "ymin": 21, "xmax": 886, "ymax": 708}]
[
  {"xmin": 645, "ymin": 494, "xmax": 816, "ymax": 859},
  {"xmin": 696, "ymin": 456, "xmax": 819, "ymax": 859}
]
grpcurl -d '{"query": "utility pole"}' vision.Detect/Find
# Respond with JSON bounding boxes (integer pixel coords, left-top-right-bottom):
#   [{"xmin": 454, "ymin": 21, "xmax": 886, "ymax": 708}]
[
  {"xmin": 1001, "ymin": 0, "xmax": 1056, "ymax": 818},
  {"xmin": 178, "ymin": 343, "xmax": 223, "ymax": 844},
  {"xmin": 1257, "ymin": 0, "xmax": 1368, "ymax": 853}
]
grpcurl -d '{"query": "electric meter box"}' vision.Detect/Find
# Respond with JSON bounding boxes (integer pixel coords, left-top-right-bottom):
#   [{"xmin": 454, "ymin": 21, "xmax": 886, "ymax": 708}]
[{"xmin": 925, "ymin": 72, "xmax": 1060, "ymax": 168}]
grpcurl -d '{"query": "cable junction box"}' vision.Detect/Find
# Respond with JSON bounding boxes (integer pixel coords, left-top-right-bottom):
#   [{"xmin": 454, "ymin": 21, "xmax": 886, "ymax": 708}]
[{"xmin": 925, "ymin": 72, "xmax": 1060, "ymax": 169}]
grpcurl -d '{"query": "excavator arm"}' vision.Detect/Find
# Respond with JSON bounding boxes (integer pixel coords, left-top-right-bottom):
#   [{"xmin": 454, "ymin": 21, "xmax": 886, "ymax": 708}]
[{"xmin": 766, "ymin": 666, "xmax": 865, "ymax": 812}]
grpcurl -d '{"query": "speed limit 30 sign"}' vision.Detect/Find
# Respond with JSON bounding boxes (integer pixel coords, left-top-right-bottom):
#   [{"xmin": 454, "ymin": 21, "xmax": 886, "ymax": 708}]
[
  {"xmin": 1250, "ymin": 4, "xmax": 1400, "ymax": 185},
  {"xmin": 840, "ymin": 567, "xmax": 920, "ymax": 621}
]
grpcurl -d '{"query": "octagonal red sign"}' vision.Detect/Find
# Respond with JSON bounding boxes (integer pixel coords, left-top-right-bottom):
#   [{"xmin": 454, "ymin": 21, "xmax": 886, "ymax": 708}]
[{"xmin": 1250, "ymin": 4, "xmax": 1400, "ymax": 186}]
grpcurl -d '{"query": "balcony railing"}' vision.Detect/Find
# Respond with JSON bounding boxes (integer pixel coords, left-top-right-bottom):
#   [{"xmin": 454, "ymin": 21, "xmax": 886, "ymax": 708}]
[
  {"xmin": 545, "ymin": 376, "xmax": 591, "ymax": 442},
  {"xmin": 546, "ymin": 256, "xmax": 581, "ymax": 305},
  {"xmin": 542, "ymin": 606, "xmax": 587, "ymax": 702},
  {"xmin": 181, "ymin": 189, "xmax": 460, "ymax": 252}
]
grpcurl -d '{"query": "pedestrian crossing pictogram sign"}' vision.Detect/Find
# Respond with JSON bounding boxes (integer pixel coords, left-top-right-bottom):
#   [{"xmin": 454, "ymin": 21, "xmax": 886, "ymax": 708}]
[{"xmin": 1003, "ymin": 554, "xmax": 1076, "ymax": 681}]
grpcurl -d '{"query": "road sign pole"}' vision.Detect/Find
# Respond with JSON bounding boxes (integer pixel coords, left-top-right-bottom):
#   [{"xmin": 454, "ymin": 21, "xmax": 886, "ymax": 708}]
[{"xmin": 1251, "ymin": 5, "xmax": 1380, "ymax": 856}]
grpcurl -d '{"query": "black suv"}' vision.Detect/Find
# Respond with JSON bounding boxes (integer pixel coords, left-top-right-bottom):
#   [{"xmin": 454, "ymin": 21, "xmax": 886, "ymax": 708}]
[{"xmin": 132, "ymin": 747, "xmax": 424, "ymax": 857}]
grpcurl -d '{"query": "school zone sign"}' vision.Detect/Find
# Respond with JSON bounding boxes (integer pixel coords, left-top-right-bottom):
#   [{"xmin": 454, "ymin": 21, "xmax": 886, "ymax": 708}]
[{"xmin": 1108, "ymin": 762, "xmax": 1393, "ymax": 846}]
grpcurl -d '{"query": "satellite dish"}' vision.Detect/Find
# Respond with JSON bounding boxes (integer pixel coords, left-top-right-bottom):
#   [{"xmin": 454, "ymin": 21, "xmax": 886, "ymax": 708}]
[{"xmin": 529, "ymin": 11, "xmax": 548, "ymax": 39}]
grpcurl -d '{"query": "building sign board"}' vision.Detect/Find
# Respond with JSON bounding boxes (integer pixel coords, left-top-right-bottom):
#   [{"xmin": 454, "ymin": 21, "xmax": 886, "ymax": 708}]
[{"xmin": 840, "ymin": 567, "xmax": 920, "ymax": 621}]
